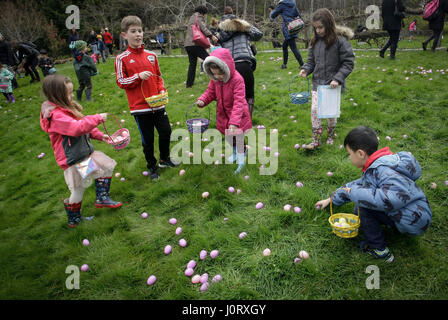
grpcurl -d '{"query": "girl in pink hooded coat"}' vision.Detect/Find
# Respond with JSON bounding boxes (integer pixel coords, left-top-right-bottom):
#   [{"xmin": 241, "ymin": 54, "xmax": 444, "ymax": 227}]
[{"xmin": 196, "ymin": 48, "xmax": 252, "ymax": 174}]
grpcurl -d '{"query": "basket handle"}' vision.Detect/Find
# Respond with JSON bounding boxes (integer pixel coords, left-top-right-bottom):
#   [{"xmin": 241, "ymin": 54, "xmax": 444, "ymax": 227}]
[
  {"xmin": 140, "ymin": 73, "xmax": 165, "ymax": 100},
  {"xmin": 186, "ymin": 103, "xmax": 210, "ymax": 123},
  {"xmin": 289, "ymin": 74, "xmax": 310, "ymax": 94},
  {"xmin": 329, "ymin": 189, "xmax": 360, "ymax": 217},
  {"xmin": 102, "ymin": 114, "xmax": 122, "ymax": 141}
]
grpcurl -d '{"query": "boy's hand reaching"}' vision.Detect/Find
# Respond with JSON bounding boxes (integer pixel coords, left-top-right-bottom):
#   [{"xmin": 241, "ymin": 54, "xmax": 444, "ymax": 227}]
[
  {"xmin": 299, "ymin": 69, "xmax": 307, "ymax": 78},
  {"xmin": 139, "ymin": 71, "xmax": 152, "ymax": 80},
  {"xmin": 315, "ymin": 198, "xmax": 331, "ymax": 210},
  {"xmin": 196, "ymin": 100, "xmax": 205, "ymax": 107}
]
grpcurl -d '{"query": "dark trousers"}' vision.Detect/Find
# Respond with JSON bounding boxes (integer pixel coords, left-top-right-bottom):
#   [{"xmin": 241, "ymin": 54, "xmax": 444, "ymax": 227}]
[
  {"xmin": 381, "ymin": 30, "xmax": 400, "ymax": 57},
  {"xmin": 357, "ymin": 206, "xmax": 396, "ymax": 250},
  {"xmin": 24, "ymin": 55, "xmax": 40, "ymax": 81},
  {"xmin": 77, "ymin": 78, "xmax": 92, "ymax": 100},
  {"xmin": 424, "ymin": 29, "xmax": 443, "ymax": 50},
  {"xmin": 235, "ymin": 61, "xmax": 254, "ymax": 100},
  {"xmin": 134, "ymin": 109, "xmax": 172, "ymax": 169},
  {"xmin": 282, "ymin": 38, "xmax": 303, "ymax": 66},
  {"xmin": 185, "ymin": 46, "xmax": 209, "ymax": 87},
  {"xmin": 106, "ymin": 43, "xmax": 113, "ymax": 56}
]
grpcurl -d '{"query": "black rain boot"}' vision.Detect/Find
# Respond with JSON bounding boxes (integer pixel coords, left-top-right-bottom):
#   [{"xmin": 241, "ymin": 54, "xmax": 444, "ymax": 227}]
[
  {"xmin": 63, "ymin": 199, "xmax": 82, "ymax": 228},
  {"xmin": 247, "ymin": 98, "xmax": 254, "ymax": 118},
  {"xmin": 95, "ymin": 177, "xmax": 122, "ymax": 208},
  {"xmin": 76, "ymin": 88, "xmax": 83, "ymax": 101},
  {"xmin": 85, "ymin": 87, "xmax": 93, "ymax": 101}
]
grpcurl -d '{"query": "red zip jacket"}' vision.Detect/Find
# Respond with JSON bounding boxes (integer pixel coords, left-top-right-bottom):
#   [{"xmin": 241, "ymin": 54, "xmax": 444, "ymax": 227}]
[{"xmin": 115, "ymin": 45, "xmax": 166, "ymax": 114}]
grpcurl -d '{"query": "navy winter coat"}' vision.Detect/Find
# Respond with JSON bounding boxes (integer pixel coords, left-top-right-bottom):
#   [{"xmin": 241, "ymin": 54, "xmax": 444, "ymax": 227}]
[
  {"xmin": 332, "ymin": 149, "xmax": 432, "ymax": 235},
  {"xmin": 269, "ymin": 0, "xmax": 302, "ymax": 40}
]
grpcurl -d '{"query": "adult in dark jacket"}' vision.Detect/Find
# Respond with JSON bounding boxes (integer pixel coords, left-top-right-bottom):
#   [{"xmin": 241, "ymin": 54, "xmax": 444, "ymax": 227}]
[
  {"xmin": 0, "ymin": 33, "xmax": 19, "ymax": 89},
  {"xmin": 184, "ymin": 5, "xmax": 218, "ymax": 88},
  {"xmin": 269, "ymin": 0, "xmax": 304, "ymax": 68},
  {"xmin": 68, "ymin": 28, "xmax": 80, "ymax": 56},
  {"xmin": 13, "ymin": 41, "xmax": 41, "ymax": 83},
  {"xmin": 380, "ymin": 0, "xmax": 406, "ymax": 60},
  {"xmin": 422, "ymin": 0, "xmax": 448, "ymax": 51},
  {"xmin": 217, "ymin": 17, "xmax": 263, "ymax": 117}
]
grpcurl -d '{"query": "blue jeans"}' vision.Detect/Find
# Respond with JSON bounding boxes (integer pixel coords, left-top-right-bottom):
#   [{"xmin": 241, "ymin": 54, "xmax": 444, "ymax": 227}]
[
  {"xmin": 357, "ymin": 206, "xmax": 396, "ymax": 250},
  {"xmin": 282, "ymin": 38, "xmax": 303, "ymax": 66}
]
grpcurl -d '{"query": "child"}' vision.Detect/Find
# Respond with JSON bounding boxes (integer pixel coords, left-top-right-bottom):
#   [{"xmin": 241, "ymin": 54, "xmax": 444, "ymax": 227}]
[
  {"xmin": 38, "ymin": 49, "xmax": 56, "ymax": 77},
  {"xmin": 196, "ymin": 48, "xmax": 252, "ymax": 174},
  {"xmin": 73, "ymin": 40, "xmax": 97, "ymax": 101},
  {"xmin": 115, "ymin": 15, "xmax": 178, "ymax": 180},
  {"xmin": 409, "ymin": 20, "xmax": 416, "ymax": 42},
  {"xmin": 315, "ymin": 126, "xmax": 432, "ymax": 263},
  {"xmin": 40, "ymin": 74, "xmax": 122, "ymax": 228},
  {"xmin": 299, "ymin": 8, "xmax": 355, "ymax": 149},
  {"xmin": 0, "ymin": 63, "xmax": 15, "ymax": 103},
  {"xmin": 96, "ymin": 34, "xmax": 106, "ymax": 63}
]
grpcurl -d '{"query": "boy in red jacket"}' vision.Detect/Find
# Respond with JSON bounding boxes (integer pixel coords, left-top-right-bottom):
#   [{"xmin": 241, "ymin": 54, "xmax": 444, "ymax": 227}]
[{"xmin": 115, "ymin": 16, "xmax": 178, "ymax": 179}]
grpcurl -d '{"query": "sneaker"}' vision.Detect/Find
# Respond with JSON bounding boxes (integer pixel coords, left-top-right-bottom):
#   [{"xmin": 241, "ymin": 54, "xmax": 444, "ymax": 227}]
[
  {"xmin": 158, "ymin": 158, "xmax": 179, "ymax": 168},
  {"xmin": 281, "ymin": 64, "xmax": 287, "ymax": 69},
  {"xmin": 148, "ymin": 166, "xmax": 159, "ymax": 179},
  {"xmin": 422, "ymin": 42, "xmax": 427, "ymax": 51},
  {"xmin": 379, "ymin": 50, "xmax": 385, "ymax": 58},
  {"xmin": 360, "ymin": 241, "xmax": 394, "ymax": 263}
]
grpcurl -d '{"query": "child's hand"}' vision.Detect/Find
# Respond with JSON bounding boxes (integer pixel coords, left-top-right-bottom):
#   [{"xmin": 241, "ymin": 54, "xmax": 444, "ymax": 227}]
[
  {"xmin": 102, "ymin": 134, "xmax": 111, "ymax": 143},
  {"xmin": 330, "ymin": 80, "xmax": 339, "ymax": 88},
  {"xmin": 100, "ymin": 113, "xmax": 108, "ymax": 122},
  {"xmin": 196, "ymin": 100, "xmax": 205, "ymax": 107},
  {"xmin": 342, "ymin": 187, "xmax": 351, "ymax": 194},
  {"xmin": 299, "ymin": 69, "xmax": 307, "ymax": 78},
  {"xmin": 139, "ymin": 71, "xmax": 152, "ymax": 80},
  {"xmin": 315, "ymin": 198, "xmax": 331, "ymax": 210}
]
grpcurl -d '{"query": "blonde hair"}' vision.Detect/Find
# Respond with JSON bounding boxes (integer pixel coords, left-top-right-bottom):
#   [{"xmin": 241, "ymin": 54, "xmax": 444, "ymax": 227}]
[
  {"xmin": 42, "ymin": 75, "xmax": 84, "ymax": 119},
  {"xmin": 121, "ymin": 16, "xmax": 142, "ymax": 33}
]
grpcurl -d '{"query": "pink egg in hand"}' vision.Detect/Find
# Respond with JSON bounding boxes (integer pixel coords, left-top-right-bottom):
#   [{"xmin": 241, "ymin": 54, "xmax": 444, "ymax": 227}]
[
  {"xmin": 255, "ymin": 202, "xmax": 264, "ymax": 210},
  {"xmin": 175, "ymin": 227, "xmax": 182, "ymax": 235},
  {"xmin": 200, "ymin": 250, "xmax": 207, "ymax": 260},
  {"xmin": 141, "ymin": 212, "xmax": 148, "ymax": 219},
  {"xmin": 191, "ymin": 275, "xmax": 201, "ymax": 284},
  {"xmin": 184, "ymin": 268, "xmax": 194, "ymax": 277},
  {"xmin": 164, "ymin": 245, "xmax": 172, "ymax": 255},
  {"xmin": 82, "ymin": 239, "xmax": 90, "ymax": 246},
  {"xmin": 212, "ymin": 275, "xmax": 222, "ymax": 283},
  {"xmin": 187, "ymin": 260, "xmax": 197, "ymax": 269},
  {"xmin": 299, "ymin": 250, "xmax": 310, "ymax": 259},
  {"xmin": 179, "ymin": 239, "xmax": 187, "ymax": 247},
  {"xmin": 147, "ymin": 275, "xmax": 157, "ymax": 286},
  {"xmin": 210, "ymin": 250, "xmax": 219, "ymax": 259},
  {"xmin": 81, "ymin": 264, "xmax": 89, "ymax": 272},
  {"xmin": 169, "ymin": 218, "xmax": 177, "ymax": 225}
]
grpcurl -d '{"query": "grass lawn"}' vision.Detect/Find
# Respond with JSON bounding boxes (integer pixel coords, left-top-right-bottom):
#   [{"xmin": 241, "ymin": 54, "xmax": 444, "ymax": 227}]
[{"xmin": 0, "ymin": 37, "xmax": 447, "ymax": 300}]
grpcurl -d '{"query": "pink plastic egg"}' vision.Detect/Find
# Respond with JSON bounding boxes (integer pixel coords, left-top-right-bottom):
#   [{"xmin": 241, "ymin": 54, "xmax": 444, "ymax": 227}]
[
  {"xmin": 169, "ymin": 218, "xmax": 177, "ymax": 225},
  {"xmin": 236, "ymin": 189, "xmax": 241, "ymax": 195},
  {"xmin": 200, "ymin": 282, "xmax": 209, "ymax": 292},
  {"xmin": 445, "ymin": 180, "xmax": 448, "ymax": 186},
  {"xmin": 187, "ymin": 260, "xmax": 197, "ymax": 269},
  {"xmin": 141, "ymin": 212, "xmax": 148, "ymax": 219},
  {"xmin": 299, "ymin": 250, "xmax": 310, "ymax": 259},
  {"xmin": 175, "ymin": 227, "xmax": 182, "ymax": 235},
  {"xmin": 294, "ymin": 207, "xmax": 302, "ymax": 213},
  {"xmin": 263, "ymin": 248, "xmax": 271, "ymax": 256},
  {"xmin": 115, "ymin": 172, "xmax": 121, "ymax": 178},
  {"xmin": 82, "ymin": 239, "xmax": 90, "ymax": 246},
  {"xmin": 430, "ymin": 182, "xmax": 437, "ymax": 189},
  {"xmin": 327, "ymin": 172, "xmax": 333, "ymax": 177},
  {"xmin": 179, "ymin": 239, "xmax": 187, "ymax": 247},
  {"xmin": 239, "ymin": 232, "xmax": 247, "ymax": 239},
  {"xmin": 200, "ymin": 273, "xmax": 209, "ymax": 284},
  {"xmin": 179, "ymin": 169, "xmax": 186, "ymax": 176},
  {"xmin": 212, "ymin": 275, "xmax": 222, "ymax": 283},
  {"xmin": 184, "ymin": 268, "xmax": 194, "ymax": 277},
  {"xmin": 283, "ymin": 204, "xmax": 292, "ymax": 211},
  {"xmin": 164, "ymin": 245, "xmax": 172, "ymax": 255},
  {"xmin": 147, "ymin": 275, "xmax": 157, "ymax": 286},
  {"xmin": 142, "ymin": 171, "xmax": 149, "ymax": 176},
  {"xmin": 244, "ymin": 175, "xmax": 250, "ymax": 180},
  {"xmin": 228, "ymin": 187, "xmax": 235, "ymax": 193},
  {"xmin": 294, "ymin": 144, "xmax": 300, "ymax": 149},
  {"xmin": 296, "ymin": 182, "xmax": 304, "ymax": 188},
  {"xmin": 294, "ymin": 257, "xmax": 302, "ymax": 264},
  {"xmin": 200, "ymin": 250, "xmax": 207, "ymax": 260},
  {"xmin": 120, "ymin": 177, "xmax": 126, "ymax": 182},
  {"xmin": 202, "ymin": 192, "xmax": 209, "ymax": 198},
  {"xmin": 210, "ymin": 250, "xmax": 219, "ymax": 259},
  {"xmin": 255, "ymin": 202, "xmax": 264, "ymax": 210},
  {"xmin": 191, "ymin": 275, "xmax": 201, "ymax": 284},
  {"xmin": 385, "ymin": 136, "xmax": 392, "ymax": 141},
  {"xmin": 81, "ymin": 264, "xmax": 89, "ymax": 272}
]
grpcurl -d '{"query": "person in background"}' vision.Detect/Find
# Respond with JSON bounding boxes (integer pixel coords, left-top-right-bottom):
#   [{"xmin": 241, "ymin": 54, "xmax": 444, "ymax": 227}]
[
  {"xmin": 73, "ymin": 40, "xmax": 97, "ymax": 101},
  {"xmin": 409, "ymin": 20, "xmax": 416, "ymax": 42},
  {"xmin": 0, "ymin": 32, "xmax": 19, "ymax": 89},
  {"xmin": 220, "ymin": 6, "xmax": 237, "ymax": 21},
  {"xmin": 38, "ymin": 49, "xmax": 56, "ymax": 77},
  {"xmin": 0, "ymin": 63, "xmax": 15, "ymax": 103},
  {"xmin": 96, "ymin": 35, "xmax": 107, "ymax": 63},
  {"xmin": 68, "ymin": 28, "xmax": 79, "ymax": 56},
  {"xmin": 13, "ymin": 40, "xmax": 41, "ymax": 83},
  {"xmin": 103, "ymin": 28, "xmax": 114, "ymax": 57},
  {"xmin": 379, "ymin": 0, "xmax": 406, "ymax": 60},
  {"xmin": 156, "ymin": 30, "xmax": 166, "ymax": 55}
]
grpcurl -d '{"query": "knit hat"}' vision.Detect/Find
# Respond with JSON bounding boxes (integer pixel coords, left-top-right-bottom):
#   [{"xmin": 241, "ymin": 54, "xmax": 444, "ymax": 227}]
[
  {"xmin": 74, "ymin": 40, "xmax": 87, "ymax": 51},
  {"xmin": 96, "ymin": 34, "xmax": 102, "ymax": 39}
]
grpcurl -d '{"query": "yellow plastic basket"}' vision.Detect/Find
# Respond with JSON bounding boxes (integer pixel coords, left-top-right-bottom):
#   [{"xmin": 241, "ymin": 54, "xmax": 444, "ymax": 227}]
[
  {"xmin": 328, "ymin": 192, "xmax": 360, "ymax": 238},
  {"xmin": 141, "ymin": 75, "xmax": 169, "ymax": 108}
]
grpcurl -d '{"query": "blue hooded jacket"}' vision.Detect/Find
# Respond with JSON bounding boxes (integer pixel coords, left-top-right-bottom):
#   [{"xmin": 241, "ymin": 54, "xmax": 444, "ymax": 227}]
[
  {"xmin": 332, "ymin": 149, "xmax": 432, "ymax": 235},
  {"xmin": 269, "ymin": 0, "xmax": 302, "ymax": 40}
]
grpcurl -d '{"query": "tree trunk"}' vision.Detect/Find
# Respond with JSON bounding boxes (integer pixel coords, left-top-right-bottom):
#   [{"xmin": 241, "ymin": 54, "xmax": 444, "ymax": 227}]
[{"xmin": 243, "ymin": 0, "xmax": 248, "ymax": 20}]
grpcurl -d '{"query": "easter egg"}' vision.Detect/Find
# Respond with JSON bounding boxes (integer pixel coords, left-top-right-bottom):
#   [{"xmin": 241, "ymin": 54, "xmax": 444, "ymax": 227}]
[
  {"xmin": 228, "ymin": 187, "xmax": 235, "ymax": 193},
  {"xmin": 299, "ymin": 250, "xmax": 310, "ymax": 259},
  {"xmin": 294, "ymin": 207, "xmax": 302, "ymax": 213},
  {"xmin": 445, "ymin": 181, "xmax": 448, "ymax": 186},
  {"xmin": 244, "ymin": 175, "xmax": 250, "ymax": 180},
  {"xmin": 147, "ymin": 275, "xmax": 157, "ymax": 286},
  {"xmin": 236, "ymin": 189, "xmax": 242, "ymax": 195},
  {"xmin": 169, "ymin": 218, "xmax": 177, "ymax": 225},
  {"xmin": 296, "ymin": 182, "xmax": 304, "ymax": 188},
  {"xmin": 327, "ymin": 172, "xmax": 333, "ymax": 177},
  {"xmin": 142, "ymin": 171, "xmax": 149, "ymax": 176},
  {"xmin": 294, "ymin": 144, "xmax": 300, "ymax": 149},
  {"xmin": 212, "ymin": 275, "xmax": 222, "ymax": 283},
  {"xmin": 175, "ymin": 227, "xmax": 182, "ymax": 235},
  {"xmin": 187, "ymin": 260, "xmax": 197, "ymax": 269},
  {"xmin": 120, "ymin": 177, "xmax": 126, "ymax": 182},
  {"xmin": 239, "ymin": 232, "xmax": 247, "ymax": 239},
  {"xmin": 255, "ymin": 202, "xmax": 264, "ymax": 210},
  {"xmin": 274, "ymin": 152, "xmax": 280, "ymax": 157},
  {"xmin": 294, "ymin": 257, "xmax": 302, "ymax": 264},
  {"xmin": 200, "ymin": 282, "xmax": 209, "ymax": 292},
  {"xmin": 430, "ymin": 182, "xmax": 437, "ymax": 189},
  {"xmin": 81, "ymin": 264, "xmax": 89, "ymax": 272},
  {"xmin": 191, "ymin": 275, "xmax": 201, "ymax": 284},
  {"xmin": 141, "ymin": 212, "xmax": 148, "ymax": 219},
  {"xmin": 210, "ymin": 250, "xmax": 219, "ymax": 259},
  {"xmin": 202, "ymin": 192, "xmax": 209, "ymax": 198},
  {"xmin": 334, "ymin": 222, "xmax": 342, "ymax": 227},
  {"xmin": 263, "ymin": 248, "xmax": 271, "ymax": 256},
  {"xmin": 403, "ymin": 135, "xmax": 408, "ymax": 139},
  {"xmin": 115, "ymin": 172, "xmax": 121, "ymax": 178},
  {"xmin": 184, "ymin": 268, "xmax": 194, "ymax": 277},
  {"xmin": 164, "ymin": 245, "xmax": 172, "ymax": 255},
  {"xmin": 339, "ymin": 218, "xmax": 346, "ymax": 224},
  {"xmin": 200, "ymin": 250, "xmax": 207, "ymax": 260},
  {"xmin": 82, "ymin": 239, "xmax": 90, "ymax": 246},
  {"xmin": 179, "ymin": 239, "xmax": 187, "ymax": 247},
  {"xmin": 283, "ymin": 204, "xmax": 292, "ymax": 211},
  {"xmin": 200, "ymin": 273, "xmax": 209, "ymax": 284}
]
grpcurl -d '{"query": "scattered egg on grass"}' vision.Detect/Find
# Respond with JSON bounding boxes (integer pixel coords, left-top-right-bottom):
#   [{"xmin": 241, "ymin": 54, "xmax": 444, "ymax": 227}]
[
  {"xmin": 164, "ymin": 245, "xmax": 172, "ymax": 255},
  {"xmin": 294, "ymin": 207, "xmax": 302, "ymax": 213},
  {"xmin": 200, "ymin": 273, "xmax": 209, "ymax": 284},
  {"xmin": 255, "ymin": 202, "xmax": 264, "ymax": 210},
  {"xmin": 296, "ymin": 181, "xmax": 304, "ymax": 188},
  {"xmin": 430, "ymin": 182, "xmax": 437, "ymax": 189},
  {"xmin": 239, "ymin": 232, "xmax": 247, "ymax": 239},
  {"xmin": 147, "ymin": 275, "xmax": 157, "ymax": 286},
  {"xmin": 212, "ymin": 275, "xmax": 222, "ymax": 283},
  {"xmin": 184, "ymin": 268, "xmax": 194, "ymax": 277},
  {"xmin": 179, "ymin": 239, "xmax": 187, "ymax": 247},
  {"xmin": 327, "ymin": 172, "xmax": 333, "ymax": 177},
  {"xmin": 294, "ymin": 257, "xmax": 302, "ymax": 264},
  {"xmin": 263, "ymin": 248, "xmax": 271, "ymax": 256},
  {"xmin": 200, "ymin": 250, "xmax": 207, "ymax": 260},
  {"xmin": 81, "ymin": 264, "xmax": 89, "ymax": 272},
  {"xmin": 120, "ymin": 177, "xmax": 126, "ymax": 182},
  {"xmin": 175, "ymin": 227, "xmax": 182, "ymax": 235},
  {"xmin": 210, "ymin": 250, "xmax": 219, "ymax": 259},
  {"xmin": 179, "ymin": 169, "xmax": 186, "ymax": 176},
  {"xmin": 169, "ymin": 218, "xmax": 177, "ymax": 225},
  {"xmin": 202, "ymin": 191, "xmax": 209, "ymax": 198},
  {"xmin": 142, "ymin": 171, "xmax": 149, "ymax": 176},
  {"xmin": 141, "ymin": 212, "xmax": 148, "ymax": 219},
  {"xmin": 187, "ymin": 260, "xmax": 197, "ymax": 269},
  {"xmin": 228, "ymin": 187, "xmax": 235, "ymax": 193},
  {"xmin": 191, "ymin": 275, "xmax": 201, "ymax": 284},
  {"xmin": 82, "ymin": 239, "xmax": 90, "ymax": 246},
  {"xmin": 115, "ymin": 172, "xmax": 121, "ymax": 178},
  {"xmin": 299, "ymin": 250, "xmax": 310, "ymax": 259},
  {"xmin": 200, "ymin": 282, "xmax": 209, "ymax": 292},
  {"xmin": 283, "ymin": 204, "xmax": 292, "ymax": 212}
]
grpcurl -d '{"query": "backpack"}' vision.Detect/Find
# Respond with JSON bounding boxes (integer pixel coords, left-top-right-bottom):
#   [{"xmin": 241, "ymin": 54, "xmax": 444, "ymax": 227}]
[{"xmin": 422, "ymin": 0, "xmax": 440, "ymax": 21}]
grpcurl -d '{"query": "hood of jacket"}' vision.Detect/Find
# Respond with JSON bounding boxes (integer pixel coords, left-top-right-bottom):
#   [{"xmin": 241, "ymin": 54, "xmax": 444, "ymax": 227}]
[
  {"xmin": 40, "ymin": 100, "xmax": 58, "ymax": 132},
  {"xmin": 368, "ymin": 151, "xmax": 422, "ymax": 182},
  {"xmin": 218, "ymin": 18, "xmax": 252, "ymax": 33},
  {"xmin": 203, "ymin": 48, "xmax": 235, "ymax": 83},
  {"xmin": 336, "ymin": 25, "xmax": 354, "ymax": 40}
]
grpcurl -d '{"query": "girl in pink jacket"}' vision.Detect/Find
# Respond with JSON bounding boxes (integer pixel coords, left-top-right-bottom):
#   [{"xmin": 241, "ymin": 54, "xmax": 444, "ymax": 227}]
[
  {"xmin": 196, "ymin": 48, "xmax": 252, "ymax": 174},
  {"xmin": 40, "ymin": 74, "xmax": 121, "ymax": 228}
]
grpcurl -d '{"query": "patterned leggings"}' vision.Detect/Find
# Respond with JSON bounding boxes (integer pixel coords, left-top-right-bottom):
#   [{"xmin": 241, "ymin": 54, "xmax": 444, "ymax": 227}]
[{"xmin": 311, "ymin": 90, "xmax": 337, "ymax": 133}]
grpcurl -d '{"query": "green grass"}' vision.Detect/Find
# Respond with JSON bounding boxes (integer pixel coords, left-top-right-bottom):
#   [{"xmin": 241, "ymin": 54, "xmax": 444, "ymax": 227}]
[{"xmin": 1, "ymin": 39, "xmax": 447, "ymax": 299}]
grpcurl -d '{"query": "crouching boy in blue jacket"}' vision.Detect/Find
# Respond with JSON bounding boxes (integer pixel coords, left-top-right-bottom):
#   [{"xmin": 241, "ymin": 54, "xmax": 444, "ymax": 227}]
[{"xmin": 316, "ymin": 126, "xmax": 432, "ymax": 263}]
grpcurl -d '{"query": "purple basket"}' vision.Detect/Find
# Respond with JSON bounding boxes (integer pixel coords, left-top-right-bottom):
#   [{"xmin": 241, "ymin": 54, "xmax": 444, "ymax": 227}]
[{"xmin": 186, "ymin": 103, "xmax": 210, "ymax": 134}]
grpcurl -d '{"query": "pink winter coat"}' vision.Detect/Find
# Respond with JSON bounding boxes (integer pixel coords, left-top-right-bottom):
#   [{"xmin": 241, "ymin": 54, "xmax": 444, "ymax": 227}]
[
  {"xmin": 198, "ymin": 48, "xmax": 252, "ymax": 135},
  {"xmin": 40, "ymin": 101, "xmax": 105, "ymax": 170}
]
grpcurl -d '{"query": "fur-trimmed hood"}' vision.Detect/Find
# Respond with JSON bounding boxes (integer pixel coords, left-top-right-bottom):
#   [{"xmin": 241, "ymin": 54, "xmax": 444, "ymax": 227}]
[
  {"xmin": 336, "ymin": 25, "xmax": 354, "ymax": 40},
  {"xmin": 203, "ymin": 48, "xmax": 235, "ymax": 83},
  {"xmin": 218, "ymin": 18, "xmax": 252, "ymax": 33}
]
